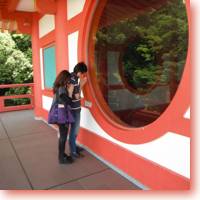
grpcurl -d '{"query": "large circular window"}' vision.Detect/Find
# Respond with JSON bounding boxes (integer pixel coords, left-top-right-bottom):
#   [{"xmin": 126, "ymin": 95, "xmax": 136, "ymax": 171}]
[{"xmin": 91, "ymin": 0, "xmax": 188, "ymax": 127}]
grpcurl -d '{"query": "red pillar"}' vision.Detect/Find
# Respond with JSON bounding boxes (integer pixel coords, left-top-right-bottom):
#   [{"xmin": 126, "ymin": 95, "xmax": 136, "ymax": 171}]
[
  {"xmin": 55, "ymin": 0, "xmax": 68, "ymax": 73},
  {"xmin": 32, "ymin": 13, "xmax": 43, "ymax": 116}
]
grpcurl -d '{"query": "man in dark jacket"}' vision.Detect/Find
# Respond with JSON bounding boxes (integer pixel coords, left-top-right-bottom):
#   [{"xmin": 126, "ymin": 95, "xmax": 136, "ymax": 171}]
[{"xmin": 69, "ymin": 62, "xmax": 88, "ymax": 158}]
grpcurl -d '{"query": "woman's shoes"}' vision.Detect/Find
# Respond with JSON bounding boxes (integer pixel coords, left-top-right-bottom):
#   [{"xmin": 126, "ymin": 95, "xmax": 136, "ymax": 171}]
[
  {"xmin": 59, "ymin": 150, "xmax": 84, "ymax": 164},
  {"xmin": 64, "ymin": 153, "xmax": 74, "ymax": 162}
]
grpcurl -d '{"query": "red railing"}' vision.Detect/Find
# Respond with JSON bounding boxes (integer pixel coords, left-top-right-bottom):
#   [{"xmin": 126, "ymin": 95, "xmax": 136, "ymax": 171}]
[{"xmin": 0, "ymin": 83, "xmax": 34, "ymax": 112}]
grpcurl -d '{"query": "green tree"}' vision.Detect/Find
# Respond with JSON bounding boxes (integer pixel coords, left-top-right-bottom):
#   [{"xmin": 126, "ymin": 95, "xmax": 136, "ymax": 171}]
[
  {"xmin": 0, "ymin": 33, "xmax": 33, "ymax": 105},
  {"xmin": 96, "ymin": 0, "xmax": 188, "ymax": 93},
  {"xmin": 11, "ymin": 33, "xmax": 32, "ymax": 63}
]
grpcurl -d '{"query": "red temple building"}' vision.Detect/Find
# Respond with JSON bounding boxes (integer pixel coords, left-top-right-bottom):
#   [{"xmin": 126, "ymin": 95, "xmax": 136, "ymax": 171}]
[{"xmin": 0, "ymin": 0, "xmax": 190, "ymax": 190}]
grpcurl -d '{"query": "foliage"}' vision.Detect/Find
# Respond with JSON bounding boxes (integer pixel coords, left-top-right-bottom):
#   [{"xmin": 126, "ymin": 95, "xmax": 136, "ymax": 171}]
[
  {"xmin": 0, "ymin": 33, "xmax": 32, "ymax": 105},
  {"xmin": 11, "ymin": 33, "xmax": 32, "ymax": 63},
  {"xmin": 96, "ymin": 0, "xmax": 188, "ymax": 93}
]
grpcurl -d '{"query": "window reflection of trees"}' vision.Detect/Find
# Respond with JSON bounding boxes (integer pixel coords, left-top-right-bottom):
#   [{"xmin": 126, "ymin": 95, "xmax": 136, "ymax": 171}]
[{"xmin": 94, "ymin": 0, "xmax": 188, "ymax": 127}]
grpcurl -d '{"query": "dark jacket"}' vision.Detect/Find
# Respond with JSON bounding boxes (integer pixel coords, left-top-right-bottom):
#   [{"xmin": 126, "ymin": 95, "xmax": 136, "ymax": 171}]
[
  {"xmin": 69, "ymin": 73, "xmax": 81, "ymax": 111},
  {"xmin": 52, "ymin": 86, "xmax": 72, "ymax": 107}
]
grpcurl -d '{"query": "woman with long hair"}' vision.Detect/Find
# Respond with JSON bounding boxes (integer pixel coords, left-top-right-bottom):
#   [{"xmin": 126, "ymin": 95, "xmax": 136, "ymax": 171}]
[{"xmin": 52, "ymin": 70, "xmax": 74, "ymax": 164}]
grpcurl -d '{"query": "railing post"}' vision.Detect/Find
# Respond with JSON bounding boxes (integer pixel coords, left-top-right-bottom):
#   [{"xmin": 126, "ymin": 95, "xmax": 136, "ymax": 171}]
[
  {"xmin": 0, "ymin": 98, "xmax": 4, "ymax": 112},
  {"xmin": 30, "ymin": 85, "xmax": 34, "ymax": 108}
]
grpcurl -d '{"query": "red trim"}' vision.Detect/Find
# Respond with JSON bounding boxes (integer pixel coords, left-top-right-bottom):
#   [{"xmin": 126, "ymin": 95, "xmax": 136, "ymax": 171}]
[
  {"xmin": 36, "ymin": 107, "xmax": 49, "ymax": 120},
  {"xmin": 16, "ymin": 17, "xmax": 32, "ymax": 34},
  {"xmin": 78, "ymin": 128, "xmax": 190, "ymax": 190},
  {"xmin": 39, "ymin": 31, "xmax": 55, "ymax": 47},
  {"xmin": 32, "ymin": 13, "xmax": 43, "ymax": 117},
  {"xmin": 78, "ymin": 0, "xmax": 95, "ymax": 61},
  {"xmin": 1, "ymin": 94, "xmax": 33, "ymax": 100},
  {"xmin": 0, "ymin": 83, "xmax": 34, "ymax": 89},
  {"xmin": 55, "ymin": 0, "xmax": 69, "ymax": 73},
  {"xmin": 34, "ymin": 107, "xmax": 48, "ymax": 121},
  {"xmin": 1, "ymin": 11, "xmax": 33, "ymax": 34},
  {"xmin": 78, "ymin": 0, "xmax": 191, "ymax": 144},
  {"xmin": 169, "ymin": 118, "xmax": 190, "ymax": 138},
  {"xmin": 42, "ymin": 89, "xmax": 53, "ymax": 97},
  {"xmin": 1, "ymin": 20, "xmax": 5, "ymax": 32},
  {"xmin": 66, "ymin": 13, "xmax": 83, "ymax": 33},
  {"xmin": 1, "ymin": 105, "xmax": 33, "ymax": 112},
  {"xmin": 7, "ymin": 0, "xmax": 20, "ymax": 12},
  {"xmin": 1, "ymin": 10, "xmax": 32, "ymax": 20},
  {"xmin": 35, "ymin": 0, "xmax": 56, "ymax": 14},
  {"xmin": 8, "ymin": 20, "xmax": 15, "ymax": 32},
  {"xmin": 0, "ymin": 10, "xmax": 32, "ymax": 34},
  {"xmin": 31, "ymin": 0, "xmax": 190, "ymax": 190}
]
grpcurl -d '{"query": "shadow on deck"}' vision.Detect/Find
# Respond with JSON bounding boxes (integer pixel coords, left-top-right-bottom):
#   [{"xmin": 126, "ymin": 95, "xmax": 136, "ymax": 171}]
[{"xmin": 0, "ymin": 110, "xmax": 141, "ymax": 190}]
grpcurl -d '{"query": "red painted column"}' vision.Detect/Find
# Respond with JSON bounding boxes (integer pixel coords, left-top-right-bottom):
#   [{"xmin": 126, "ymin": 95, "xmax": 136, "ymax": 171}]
[
  {"xmin": 55, "ymin": 0, "xmax": 68, "ymax": 73},
  {"xmin": 32, "ymin": 13, "xmax": 43, "ymax": 116},
  {"xmin": 35, "ymin": 0, "xmax": 56, "ymax": 14}
]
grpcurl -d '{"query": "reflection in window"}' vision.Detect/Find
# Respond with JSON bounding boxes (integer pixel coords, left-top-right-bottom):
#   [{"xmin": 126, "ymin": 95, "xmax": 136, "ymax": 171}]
[{"xmin": 93, "ymin": 0, "xmax": 188, "ymax": 127}]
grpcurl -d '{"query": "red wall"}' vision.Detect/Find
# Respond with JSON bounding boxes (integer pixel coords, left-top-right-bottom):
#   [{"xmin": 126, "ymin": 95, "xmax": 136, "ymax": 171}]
[{"xmin": 31, "ymin": 0, "xmax": 190, "ymax": 190}]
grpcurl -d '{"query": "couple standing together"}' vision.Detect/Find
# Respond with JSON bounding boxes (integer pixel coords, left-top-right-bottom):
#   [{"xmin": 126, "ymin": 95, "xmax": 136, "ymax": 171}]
[{"xmin": 52, "ymin": 62, "xmax": 88, "ymax": 164}]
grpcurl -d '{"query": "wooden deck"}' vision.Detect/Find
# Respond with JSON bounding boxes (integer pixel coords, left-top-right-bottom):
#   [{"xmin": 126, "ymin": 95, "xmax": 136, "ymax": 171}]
[{"xmin": 0, "ymin": 110, "xmax": 141, "ymax": 190}]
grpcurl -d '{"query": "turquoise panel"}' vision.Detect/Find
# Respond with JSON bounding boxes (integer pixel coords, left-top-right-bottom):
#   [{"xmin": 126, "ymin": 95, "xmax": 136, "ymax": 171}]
[{"xmin": 43, "ymin": 46, "xmax": 56, "ymax": 88}]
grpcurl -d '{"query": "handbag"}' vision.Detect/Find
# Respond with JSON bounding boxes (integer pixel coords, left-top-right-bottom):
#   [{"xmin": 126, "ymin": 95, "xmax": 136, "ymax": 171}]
[{"xmin": 48, "ymin": 103, "xmax": 75, "ymax": 124}]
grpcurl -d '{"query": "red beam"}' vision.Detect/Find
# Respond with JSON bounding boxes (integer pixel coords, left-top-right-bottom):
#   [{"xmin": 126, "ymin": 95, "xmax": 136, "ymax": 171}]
[
  {"xmin": 1, "ymin": 20, "xmax": 6, "ymax": 32},
  {"xmin": 1, "ymin": 94, "xmax": 33, "ymax": 100},
  {"xmin": 35, "ymin": 0, "xmax": 56, "ymax": 14},
  {"xmin": 0, "ymin": 83, "xmax": 34, "ymax": 89},
  {"xmin": 8, "ymin": 20, "xmax": 16, "ymax": 32},
  {"xmin": 7, "ymin": 0, "xmax": 20, "ymax": 12},
  {"xmin": 1, "ymin": 104, "xmax": 34, "ymax": 112},
  {"xmin": 0, "ymin": 9, "xmax": 32, "ymax": 34}
]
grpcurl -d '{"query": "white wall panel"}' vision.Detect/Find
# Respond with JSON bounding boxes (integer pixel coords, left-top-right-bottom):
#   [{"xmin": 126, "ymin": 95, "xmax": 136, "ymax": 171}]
[
  {"xmin": 67, "ymin": 0, "xmax": 86, "ymax": 20},
  {"xmin": 42, "ymin": 96, "xmax": 53, "ymax": 111},
  {"xmin": 39, "ymin": 15, "xmax": 55, "ymax": 38},
  {"xmin": 184, "ymin": 107, "xmax": 190, "ymax": 119},
  {"xmin": 80, "ymin": 107, "xmax": 190, "ymax": 178},
  {"xmin": 68, "ymin": 31, "xmax": 79, "ymax": 72},
  {"xmin": 40, "ymin": 48, "xmax": 44, "ymax": 90},
  {"xmin": 41, "ymin": 94, "xmax": 190, "ymax": 178},
  {"xmin": 16, "ymin": 0, "xmax": 36, "ymax": 12}
]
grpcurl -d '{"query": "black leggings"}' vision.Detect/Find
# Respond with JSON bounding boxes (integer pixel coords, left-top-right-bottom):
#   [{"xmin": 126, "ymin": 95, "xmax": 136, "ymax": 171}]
[{"xmin": 58, "ymin": 124, "xmax": 69, "ymax": 160}]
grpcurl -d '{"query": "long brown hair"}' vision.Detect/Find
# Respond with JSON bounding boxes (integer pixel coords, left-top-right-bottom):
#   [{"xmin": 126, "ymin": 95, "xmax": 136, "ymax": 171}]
[{"xmin": 53, "ymin": 70, "xmax": 70, "ymax": 94}]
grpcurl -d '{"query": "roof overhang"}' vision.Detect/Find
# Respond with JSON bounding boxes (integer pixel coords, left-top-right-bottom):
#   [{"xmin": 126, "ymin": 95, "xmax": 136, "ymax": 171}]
[
  {"xmin": 99, "ymin": 0, "xmax": 170, "ymax": 28},
  {"xmin": 0, "ymin": 0, "xmax": 56, "ymax": 34}
]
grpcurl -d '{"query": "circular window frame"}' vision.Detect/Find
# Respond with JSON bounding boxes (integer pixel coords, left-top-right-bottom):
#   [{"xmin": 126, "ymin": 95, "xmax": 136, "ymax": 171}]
[{"xmin": 79, "ymin": 0, "xmax": 190, "ymax": 144}]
